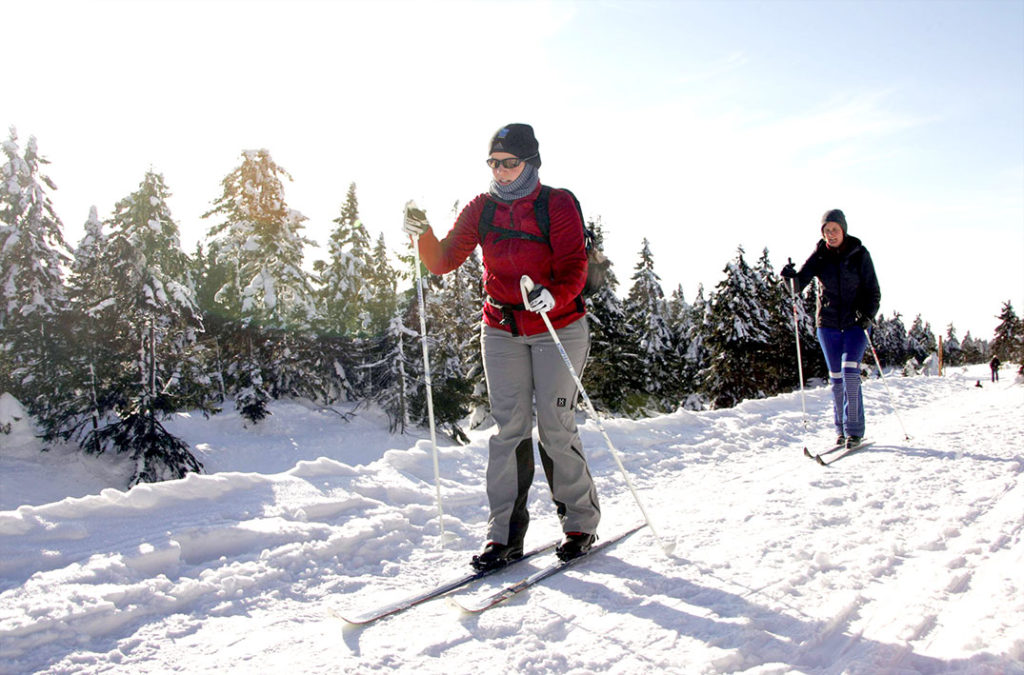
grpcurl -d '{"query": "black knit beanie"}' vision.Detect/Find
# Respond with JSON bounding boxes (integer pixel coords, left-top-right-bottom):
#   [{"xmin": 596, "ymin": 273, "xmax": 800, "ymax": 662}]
[
  {"xmin": 489, "ymin": 124, "xmax": 542, "ymax": 168},
  {"xmin": 821, "ymin": 209, "xmax": 848, "ymax": 235}
]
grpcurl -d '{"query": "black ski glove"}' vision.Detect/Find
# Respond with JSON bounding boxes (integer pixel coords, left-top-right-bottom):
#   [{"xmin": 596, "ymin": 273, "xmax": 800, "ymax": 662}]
[{"xmin": 780, "ymin": 262, "xmax": 797, "ymax": 280}]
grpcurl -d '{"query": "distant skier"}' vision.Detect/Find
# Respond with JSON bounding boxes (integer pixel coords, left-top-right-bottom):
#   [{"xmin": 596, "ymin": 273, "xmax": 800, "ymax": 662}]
[
  {"xmin": 782, "ymin": 209, "xmax": 881, "ymax": 449},
  {"xmin": 990, "ymin": 355, "xmax": 1000, "ymax": 382},
  {"xmin": 403, "ymin": 123, "xmax": 600, "ymax": 568}
]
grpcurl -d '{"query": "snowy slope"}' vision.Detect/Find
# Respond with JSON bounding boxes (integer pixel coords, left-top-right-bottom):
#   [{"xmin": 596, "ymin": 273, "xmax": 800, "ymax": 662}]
[{"xmin": 1, "ymin": 364, "xmax": 1022, "ymax": 674}]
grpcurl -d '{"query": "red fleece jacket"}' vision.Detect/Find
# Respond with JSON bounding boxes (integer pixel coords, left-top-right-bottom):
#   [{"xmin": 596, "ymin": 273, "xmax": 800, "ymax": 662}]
[{"xmin": 417, "ymin": 183, "xmax": 588, "ymax": 336}]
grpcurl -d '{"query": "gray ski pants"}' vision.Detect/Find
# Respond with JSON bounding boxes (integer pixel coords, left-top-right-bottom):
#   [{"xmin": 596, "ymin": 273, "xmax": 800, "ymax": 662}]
[{"xmin": 481, "ymin": 317, "xmax": 601, "ymax": 546}]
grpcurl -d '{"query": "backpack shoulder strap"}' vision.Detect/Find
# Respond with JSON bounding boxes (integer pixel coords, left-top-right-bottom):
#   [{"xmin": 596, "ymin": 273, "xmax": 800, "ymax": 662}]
[
  {"xmin": 478, "ymin": 198, "xmax": 498, "ymax": 243},
  {"xmin": 534, "ymin": 185, "xmax": 552, "ymax": 241}
]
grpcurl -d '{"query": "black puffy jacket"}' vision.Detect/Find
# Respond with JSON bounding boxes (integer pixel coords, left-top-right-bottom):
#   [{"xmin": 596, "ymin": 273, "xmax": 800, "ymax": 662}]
[{"xmin": 793, "ymin": 235, "xmax": 881, "ymax": 329}]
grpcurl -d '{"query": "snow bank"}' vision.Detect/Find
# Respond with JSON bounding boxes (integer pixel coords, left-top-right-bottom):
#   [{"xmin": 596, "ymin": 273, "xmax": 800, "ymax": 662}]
[{"xmin": 1, "ymin": 365, "xmax": 1022, "ymax": 673}]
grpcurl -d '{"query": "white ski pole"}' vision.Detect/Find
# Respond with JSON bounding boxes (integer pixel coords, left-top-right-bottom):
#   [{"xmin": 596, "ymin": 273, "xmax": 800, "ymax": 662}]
[
  {"xmin": 406, "ymin": 201, "xmax": 447, "ymax": 548},
  {"xmin": 520, "ymin": 275, "xmax": 673, "ymax": 555},
  {"xmin": 787, "ymin": 262, "xmax": 809, "ymax": 432},
  {"xmin": 864, "ymin": 327, "xmax": 912, "ymax": 441}
]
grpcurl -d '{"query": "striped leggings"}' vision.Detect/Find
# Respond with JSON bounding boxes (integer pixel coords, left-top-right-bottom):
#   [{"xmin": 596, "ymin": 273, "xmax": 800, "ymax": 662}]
[{"xmin": 816, "ymin": 327, "xmax": 869, "ymax": 437}]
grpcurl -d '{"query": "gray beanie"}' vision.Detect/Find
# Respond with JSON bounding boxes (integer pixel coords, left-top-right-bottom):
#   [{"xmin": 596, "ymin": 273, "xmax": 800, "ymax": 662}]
[{"xmin": 821, "ymin": 209, "xmax": 848, "ymax": 235}]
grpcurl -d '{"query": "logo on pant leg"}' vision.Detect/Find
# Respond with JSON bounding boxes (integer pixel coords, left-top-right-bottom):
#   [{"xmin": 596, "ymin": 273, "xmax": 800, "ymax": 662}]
[{"xmin": 557, "ymin": 397, "xmax": 567, "ymax": 407}]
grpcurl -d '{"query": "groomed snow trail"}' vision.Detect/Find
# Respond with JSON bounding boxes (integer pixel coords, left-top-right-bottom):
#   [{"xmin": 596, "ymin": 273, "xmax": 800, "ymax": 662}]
[{"xmin": 1, "ymin": 365, "xmax": 1021, "ymax": 673}]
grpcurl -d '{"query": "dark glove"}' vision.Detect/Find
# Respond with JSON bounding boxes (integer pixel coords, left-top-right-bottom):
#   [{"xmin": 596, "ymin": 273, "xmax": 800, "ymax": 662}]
[
  {"xmin": 780, "ymin": 262, "xmax": 797, "ymax": 280},
  {"xmin": 856, "ymin": 312, "xmax": 874, "ymax": 329}
]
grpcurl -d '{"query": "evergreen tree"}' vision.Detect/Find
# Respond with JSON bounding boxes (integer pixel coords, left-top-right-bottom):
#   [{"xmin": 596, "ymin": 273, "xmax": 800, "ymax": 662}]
[
  {"xmin": 907, "ymin": 315, "xmax": 937, "ymax": 364},
  {"xmin": 418, "ymin": 272, "xmax": 474, "ymax": 443},
  {"xmin": 942, "ymin": 323, "xmax": 963, "ymax": 367},
  {"xmin": 664, "ymin": 284, "xmax": 693, "ymax": 400},
  {"xmin": 318, "ymin": 183, "xmax": 374, "ymax": 337},
  {"xmin": 203, "ymin": 149, "xmax": 318, "ymax": 421},
  {"xmin": 580, "ymin": 218, "xmax": 633, "ymax": 412},
  {"xmin": 51, "ymin": 207, "xmax": 116, "ymax": 454},
  {"xmin": 872, "ymin": 312, "xmax": 909, "ymax": 368},
  {"xmin": 991, "ymin": 301, "xmax": 1023, "ymax": 367},
  {"xmin": 434, "ymin": 246, "xmax": 487, "ymax": 433},
  {"xmin": 395, "ymin": 241, "xmax": 478, "ymax": 442},
  {"xmin": 190, "ymin": 240, "xmax": 230, "ymax": 402},
  {"xmin": 372, "ymin": 312, "xmax": 417, "ymax": 434},
  {"xmin": 701, "ymin": 247, "xmax": 773, "ymax": 408},
  {"xmin": 622, "ymin": 239, "xmax": 675, "ymax": 413},
  {"xmin": 797, "ymin": 281, "xmax": 827, "ymax": 380},
  {"xmin": 365, "ymin": 234, "xmax": 401, "ymax": 338},
  {"xmin": 680, "ymin": 284, "xmax": 711, "ymax": 409},
  {"xmin": 960, "ymin": 331, "xmax": 985, "ymax": 365},
  {"xmin": 0, "ymin": 128, "xmax": 69, "ymax": 408},
  {"xmin": 62, "ymin": 171, "xmax": 210, "ymax": 485},
  {"xmin": 752, "ymin": 249, "xmax": 793, "ymax": 395}
]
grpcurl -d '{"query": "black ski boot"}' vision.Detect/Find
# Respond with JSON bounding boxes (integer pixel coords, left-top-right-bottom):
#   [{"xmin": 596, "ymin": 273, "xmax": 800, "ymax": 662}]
[
  {"xmin": 835, "ymin": 435, "xmax": 846, "ymax": 447},
  {"xmin": 556, "ymin": 532, "xmax": 597, "ymax": 562},
  {"xmin": 846, "ymin": 436, "xmax": 863, "ymax": 449},
  {"xmin": 470, "ymin": 541, "xmax": 524, "ymax": 572}
]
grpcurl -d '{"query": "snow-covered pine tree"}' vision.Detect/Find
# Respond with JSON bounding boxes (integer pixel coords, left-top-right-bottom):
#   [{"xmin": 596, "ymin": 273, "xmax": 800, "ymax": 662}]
[
  {"xmin": 701, "ymin": 247, "xmax": 773, "ymax": 409},
  {"xmin": 797, "ymin": 281, "xmax": 827, "ymax": 380},
  {"xmin": 752, "ymin": 249, "xmax": 793, "ymax": 396},
  {"xmin": 318, "ymin": 183, "xmax": 375, "ymax": 338},
  {"xmin": 871, "ymin": 312, "xmax": 909, "ymax": 369},
  {"xmin": 908, "ymin": 315, "xmax": 937, "ymax": 365},
  {"xmin": 622, "ymin": 238, "xmax": 675, "ymax": 413},
  {"xmin": 679, "ymin": 283, "xmax": 711, "ymax": 410},
  {"xmin": 436, "ymin": 246, "xmax": 488, "ymax": 429},
  {"xmin": 393, "ymin": 259, "xmax": 470, "ymax": 443},
  {"xmin": 421, "ymin": 247, "xmax": 485, "ymax": 442},
  {"xmin": 960, "ymin": 331, "xmax": 986, "ymax": 365},
  {"xmin": 47, "ymin": 207, "xmax": 115, "ymax": 453},
  {"xmin": 68, "ymin": 171, "xmax": 210, "ymax": 485},
  {"xmin": 0, "ymin": 128, "xmax": 70, "ymax": 409},
  {"xmin": 334, "ymin": 231, "xmax": 401, "ymax": 404},
  {"xmin": 203, "ymin": 149, "xmax": 319, "ymax": 421},
  {"xmin": 372, "ymin": 312, "xmax": 417, "ymax": 434},
  {"xmin": 991, "ymin": 301, "xmax": 1023, "ymax": 368},
  {"xmin": 580, "ymin": 217, "xmax": 633, "ymax": 412},
  {"xmin": 365, "ymin": 234, "xmax": 401, "ymax": 339},
  {"xmin": 664, "ymin": 284, "xmax": 693, "ymax": 402},
  {"xmin": 189, "ymin": 241, "xmax": 229, "ymax": 400},
  {"xmin": 942, "ymin": 324, "xmax": 963, "ymax": 367}
]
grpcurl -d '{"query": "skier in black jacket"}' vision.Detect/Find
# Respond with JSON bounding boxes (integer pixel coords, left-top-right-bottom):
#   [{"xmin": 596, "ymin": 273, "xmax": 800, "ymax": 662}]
[{"xmin": 782, "ymin": 209, "xmax": 881, "ymax": 449}]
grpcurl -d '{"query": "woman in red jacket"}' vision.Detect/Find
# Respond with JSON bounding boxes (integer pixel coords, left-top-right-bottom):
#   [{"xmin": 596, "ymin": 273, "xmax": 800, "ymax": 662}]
[{"xmin": 403, "ymin": 123, "xmax": 600, "ymax": 569}]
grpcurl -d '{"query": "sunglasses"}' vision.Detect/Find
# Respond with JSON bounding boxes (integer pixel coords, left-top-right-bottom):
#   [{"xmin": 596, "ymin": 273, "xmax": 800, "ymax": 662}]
[{"xmin": 486, "ymin": 155, "xmax": 536, "ymax": 169}]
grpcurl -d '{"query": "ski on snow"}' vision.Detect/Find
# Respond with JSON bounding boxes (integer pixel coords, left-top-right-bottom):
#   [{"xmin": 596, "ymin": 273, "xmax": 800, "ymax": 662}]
[
  {"xmin": 804, "ymin": 444, "xmax": 842, "ymax": 461},
  {"xmin": 804, "ymin": 440, "xmax": 873, "ymax": 466},
  {"xmin": 451, "ymin": 524, "xmax": 647, "ymax": 614},
  {"xmin": 336, "ymin": 539, "xmax": 559, "ymax": 625}
]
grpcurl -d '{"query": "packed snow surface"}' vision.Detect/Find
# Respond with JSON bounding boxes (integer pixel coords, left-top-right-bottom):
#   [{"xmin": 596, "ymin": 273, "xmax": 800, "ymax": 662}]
[{"xmin": 1, "ymin": 364, "xmax": 1022, "ymax": 674}]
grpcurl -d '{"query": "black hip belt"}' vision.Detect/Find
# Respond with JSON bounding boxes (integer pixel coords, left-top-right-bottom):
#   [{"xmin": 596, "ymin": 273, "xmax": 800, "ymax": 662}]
[{"xmin": 486, "ymin": 296, "xmax": 526, "ymax": 335}]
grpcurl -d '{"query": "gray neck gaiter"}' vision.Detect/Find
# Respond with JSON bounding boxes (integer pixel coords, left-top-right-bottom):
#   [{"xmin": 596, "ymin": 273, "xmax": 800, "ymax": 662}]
[{"xmin": 489, "ymin": 164, "xmax": 539, "ymax": 203}]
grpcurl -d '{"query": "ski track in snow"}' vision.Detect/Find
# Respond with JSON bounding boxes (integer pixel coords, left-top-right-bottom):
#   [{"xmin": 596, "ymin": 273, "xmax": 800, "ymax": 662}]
[{"xmin": 1, "ymin": 364, "xmax": 1022, "ymax": 674}]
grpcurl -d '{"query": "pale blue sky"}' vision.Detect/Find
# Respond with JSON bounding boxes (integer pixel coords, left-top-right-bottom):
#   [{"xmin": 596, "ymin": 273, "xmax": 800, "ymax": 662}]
[{"xmin": 4, "ymin": 0, "xmax": 1022, "ymax": 338}]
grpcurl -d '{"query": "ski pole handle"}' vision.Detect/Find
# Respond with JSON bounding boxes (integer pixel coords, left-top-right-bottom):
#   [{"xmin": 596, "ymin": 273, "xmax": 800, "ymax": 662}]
[{"xmin": 520, "ymin": 274, "xmax": 535, "ymax": 304}]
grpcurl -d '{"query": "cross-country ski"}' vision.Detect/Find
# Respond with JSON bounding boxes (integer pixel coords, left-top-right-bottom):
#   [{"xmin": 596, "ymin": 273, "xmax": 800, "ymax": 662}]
[
  {"xmin": 336, "ymin": 539, "xmax": 558, "ymax": 625},
  {"xmin": 451, "ymin": 524, "xmax": 646, "ymax": 614},
  {"xmin": 813, "ymin": 440, "xmax": 875, "ymax": 466}
]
